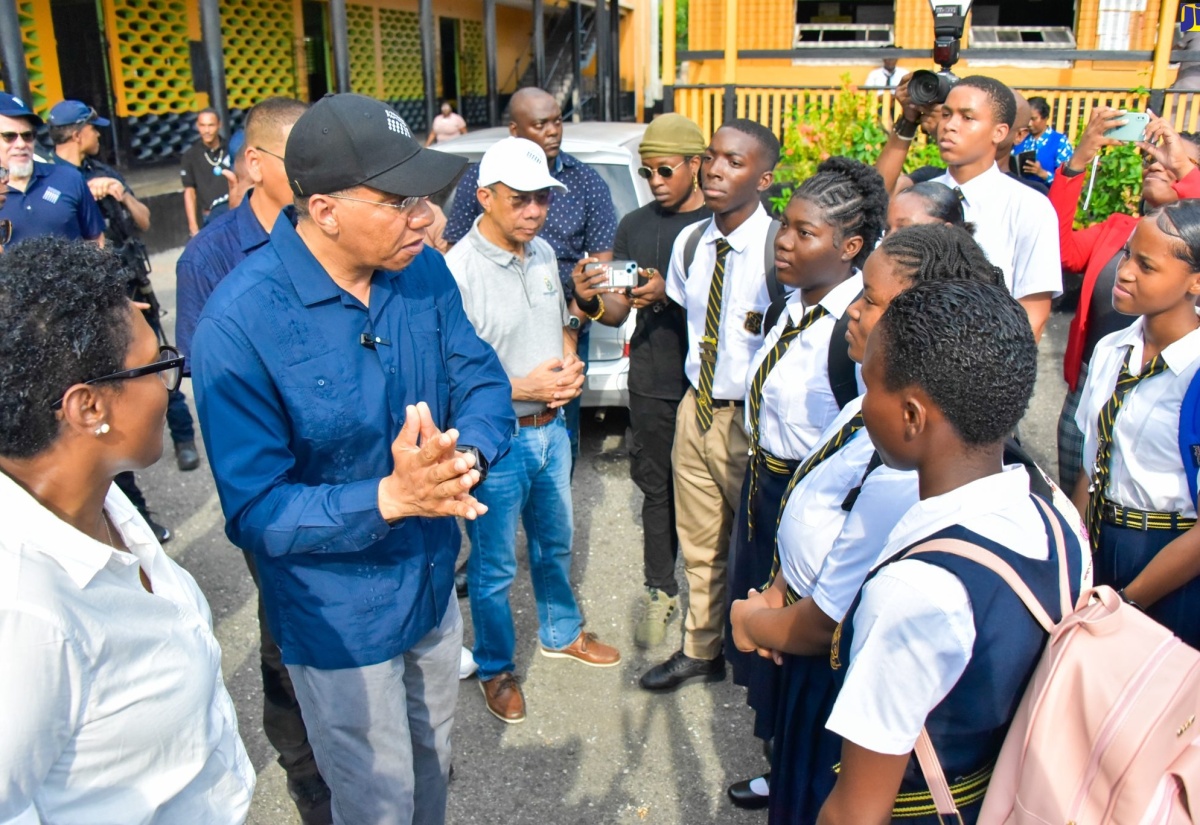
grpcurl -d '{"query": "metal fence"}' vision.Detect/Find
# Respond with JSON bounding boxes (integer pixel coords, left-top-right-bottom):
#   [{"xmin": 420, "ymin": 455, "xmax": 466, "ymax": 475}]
[{"xmin": 673, "ymin": 84, "xmax": 1200, "ymax": 142}]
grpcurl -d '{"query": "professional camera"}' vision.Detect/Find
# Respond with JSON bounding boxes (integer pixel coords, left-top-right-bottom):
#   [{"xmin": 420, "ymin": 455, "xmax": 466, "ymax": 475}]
[
  {"xmin": 98, "ymin": 193, "xmax": 168, "ymax": 345},
  {"xmin": 908, "ymin": 2, "xmax": 972, "ymax": 106},
  {"xmin": 908, "ymin": 69, "xmax": 959, "ymax": 107}
]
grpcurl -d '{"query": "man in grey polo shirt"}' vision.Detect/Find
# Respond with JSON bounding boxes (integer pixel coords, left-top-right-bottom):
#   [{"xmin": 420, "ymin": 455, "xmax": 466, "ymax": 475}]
[{"xmin": 445, "ymin": 137, "xmax": 621, "ymax": 726}]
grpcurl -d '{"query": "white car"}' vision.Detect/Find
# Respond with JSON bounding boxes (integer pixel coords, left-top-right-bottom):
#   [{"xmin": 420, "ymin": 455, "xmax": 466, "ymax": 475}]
[{"xmin": 429, "ymin": 123, "xmax": 652, "ymax": 409}]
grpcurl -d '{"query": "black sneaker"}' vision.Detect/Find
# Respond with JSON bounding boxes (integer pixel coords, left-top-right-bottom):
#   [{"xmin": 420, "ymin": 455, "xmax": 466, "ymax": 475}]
[
  {"xmin": 174, "ymin": 440, "xmax": 201, "ymax": 472},
  {"xmin": 639, "ymin": 650, "xmax": 726, "ymax": 691},
  {"xmin": 287, "ymin": 773, "xmax": 332, "ymax": 825},
  {"xmin": 142, "ymin": 514, "xmax": 171, "ymax": 544}
]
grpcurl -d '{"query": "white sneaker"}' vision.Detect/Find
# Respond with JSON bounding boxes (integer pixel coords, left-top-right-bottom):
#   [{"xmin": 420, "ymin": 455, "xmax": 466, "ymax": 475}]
[{"xmin": 459, "ymin": 646, "xmax": 479, "ymax": 680}]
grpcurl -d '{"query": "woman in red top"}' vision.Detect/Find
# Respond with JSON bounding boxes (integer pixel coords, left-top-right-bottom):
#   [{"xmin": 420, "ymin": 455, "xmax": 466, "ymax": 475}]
[{"xmin": 1053, "ymin": 109, "xmax": 1200, "ymax": 491}]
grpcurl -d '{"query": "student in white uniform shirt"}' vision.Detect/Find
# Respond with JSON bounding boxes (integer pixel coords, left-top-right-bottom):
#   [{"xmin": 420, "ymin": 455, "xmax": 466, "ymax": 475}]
[
  {"xmin": 930, "ymin": 75, "xmax": 1062, "ymax": 341},
  {"xmin": 728, "ymin": 223, "xmax": 1007, "ymax": 819},
  {"xmin": 640, "ymin": 119, "xmax": 781, "ymax": 692},
  {"xmin": 1072, "ymin": 201, "xmax": 1200, "ymax": 649},
  {"xmin": 816, "ymin": 281, "xmax": 1088, "ymax": 825},
  {"xmin": 722, "ymin": 157, "xmax": 888, "ymax": 810},
  {"xmin": 0, "ymin": 238, "xmax": 254, "ymax": 824}
]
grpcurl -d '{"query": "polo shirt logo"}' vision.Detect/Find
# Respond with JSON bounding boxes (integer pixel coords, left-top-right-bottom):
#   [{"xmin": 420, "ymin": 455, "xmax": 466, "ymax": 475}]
[
  {"xmin": 385, "ymin": 110, "xmax": 411, "ymax": 137},
  {"xmin": 43, "ymin": 187, "xmax": 61, "ymax": 204}
]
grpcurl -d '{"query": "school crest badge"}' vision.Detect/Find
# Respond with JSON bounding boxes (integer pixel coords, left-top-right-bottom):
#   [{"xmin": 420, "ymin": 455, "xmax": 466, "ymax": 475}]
[{"xmin": 744, "ymin": 311, "xmax": 764, "ymax": 335}]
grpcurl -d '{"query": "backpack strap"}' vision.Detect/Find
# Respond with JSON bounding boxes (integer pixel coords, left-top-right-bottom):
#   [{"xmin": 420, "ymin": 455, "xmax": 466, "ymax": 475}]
[
  {"xmin": 1178, "ymin": 367, "xmax": 1200, "ymax": 509},
  {"xmin": 681, "ymin": 223, "xmax": 705, "ymax": 280},
  {"xmin": 764, "ymin": 219, "xmax": 782, "ymax": 305},
  {"xmin": 914, "ymin": 729, "xmax": 962, "ymax": 820},
  {"xmin": 763, "ymin": 293, "xmax": 789, "ymax": 339},
  {"xmin": 827, "ymin": 297, "xmax": 860, "ymax": 411}
]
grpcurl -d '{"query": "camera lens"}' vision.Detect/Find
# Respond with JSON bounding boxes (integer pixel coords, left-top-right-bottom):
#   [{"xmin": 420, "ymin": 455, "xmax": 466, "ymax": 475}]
[{"xmin": 908, "ymin": 70, "xmax": 957, "ymax": 107}]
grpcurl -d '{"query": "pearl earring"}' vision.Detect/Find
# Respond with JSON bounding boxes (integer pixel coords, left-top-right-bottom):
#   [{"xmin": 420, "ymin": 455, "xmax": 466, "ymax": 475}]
[{"xmin": 94, "ymin": 423, "xmax": 110, "ymax": 436}]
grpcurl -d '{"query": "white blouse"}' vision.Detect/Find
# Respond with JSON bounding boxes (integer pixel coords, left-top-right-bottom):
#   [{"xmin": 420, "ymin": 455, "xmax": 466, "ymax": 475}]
[{"xmin": 0, "ymin": 472, "xmax": 255, "ymax": 824}]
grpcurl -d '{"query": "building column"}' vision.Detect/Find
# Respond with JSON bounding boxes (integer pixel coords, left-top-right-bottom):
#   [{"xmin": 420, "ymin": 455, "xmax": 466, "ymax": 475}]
[
  {"xmin": 571, "ymin": 0, "xmax": 582, "ymax": 121},
  {"xmin": 0, "ymin": 0, "xmax": 31, "ymax": 106},
  {"xmin": 1151, "ymin": 0, "xmax": 1181, "ymax": 89},
  {"xmin": 484, "ymin": 0, "xmax": 499, "ymax": 126},
  {"xmin": 533, "ymin": 0, "xmax": 545, "ymax": 87},
  {"xmin": 662, "ymin": 0, "xmax": 675, "ymax": 112},
  {"xmin": 329, "ymin": 0, "xmax": 351, "ymax": 93},
  {"xmin": 198, "ymin": 0, "xmax": 229, "ymax": 126},
  {"xmin": 419, "ymin": 0, "xmax": 436, "ymax": 129},
  {"xmin": 595, "ymin": 0, "xmax": 610, "ymax": 120},
  {"xmin": 610, "ymin": 0, "xmax": 620, "ymax": 119}
]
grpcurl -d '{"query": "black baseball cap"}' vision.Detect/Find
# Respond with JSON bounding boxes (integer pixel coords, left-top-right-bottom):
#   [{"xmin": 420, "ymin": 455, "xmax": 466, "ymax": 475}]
[{"xmin": 286, "ymin": 93, "xmax": 466, "ymax": 198}]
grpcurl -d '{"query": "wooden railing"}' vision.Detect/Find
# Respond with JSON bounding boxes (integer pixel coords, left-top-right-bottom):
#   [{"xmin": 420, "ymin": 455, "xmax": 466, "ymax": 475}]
[{"xmin": 673, "ymin": 84, "xmax": 1200, "ymax": 142}]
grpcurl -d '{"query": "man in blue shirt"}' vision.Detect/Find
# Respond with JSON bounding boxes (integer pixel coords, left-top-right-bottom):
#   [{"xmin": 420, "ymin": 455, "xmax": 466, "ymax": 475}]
[
  {"xmin": 192, "ymin": 93, "xmax": 514, "ymax": 825},
  {"xmin": 444, "ymin": 87, "xmax": 618, "ymax": 469},
  {"xmin": 0, "ymin": 93, "xmax": 103, "ymax": 246},
  {"xmin": 176, "ymin": 96, "xmax": 335, "ymax": 825}
]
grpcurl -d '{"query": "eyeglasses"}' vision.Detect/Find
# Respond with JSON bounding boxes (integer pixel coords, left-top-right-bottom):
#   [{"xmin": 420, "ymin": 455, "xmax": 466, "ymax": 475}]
[
  {"xmin": 501, "ymin": 189, "xmax": 554, "ymax": 207},
  {"xmin": 326, "ymin": 193, "xmax": 424, "ymax": 212},
  {"xmin": 51, "ymin": 345, "xmax": 185, "ymax": 410},
  {"xmin": 0, "ymin": 220, "xmax": 11, "ymax": 246},
  {"xmin": 254, "ymin": 145, "xmax": 285, "ymax": 162},
  {"xmin": 0, "ymin": 130, "xmax": 35, "ymax": 144},
  {"xmin": 637, "ymin": 160, "xmax": 687, "ymax": 180}
]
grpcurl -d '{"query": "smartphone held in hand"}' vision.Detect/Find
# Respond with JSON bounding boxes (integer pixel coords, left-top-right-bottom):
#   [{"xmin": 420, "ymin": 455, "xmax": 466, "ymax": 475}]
[
  {"xmin": 1104, "ymin": 111, "xmax": 1150, "ymax": 142},
  {"xmin": 588, "ymin": 260, "xmax": 643, "ymax": 290}
]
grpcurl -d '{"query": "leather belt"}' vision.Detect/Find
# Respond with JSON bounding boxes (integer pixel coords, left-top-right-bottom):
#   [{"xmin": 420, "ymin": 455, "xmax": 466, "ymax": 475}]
[
  {"xmin": 518, "ymin": 408, "xmax": 557, "ymax": 428},
  {"xmin": 1100, "ymin": 499, "xmax": 1196, "ymax": 531},
  {"xmin": 712, "ymin": 398, "xmax": 744, "ymax": 408}
]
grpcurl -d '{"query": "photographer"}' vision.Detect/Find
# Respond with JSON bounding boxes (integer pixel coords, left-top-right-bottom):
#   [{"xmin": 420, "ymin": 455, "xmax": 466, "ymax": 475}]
[
  {"xmin": 49, "ymin": 99, "xmax": 199, "ymax": 540},
  {"xmin": 873, "ymin": 75, "xmax": 945, "ymax": 195}
]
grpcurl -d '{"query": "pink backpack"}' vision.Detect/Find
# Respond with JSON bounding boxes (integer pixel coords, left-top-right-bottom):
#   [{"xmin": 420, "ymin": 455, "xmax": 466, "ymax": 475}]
[{"xmin": 904, "ymin": 502, "xmax": 1200, "ymax": 824}]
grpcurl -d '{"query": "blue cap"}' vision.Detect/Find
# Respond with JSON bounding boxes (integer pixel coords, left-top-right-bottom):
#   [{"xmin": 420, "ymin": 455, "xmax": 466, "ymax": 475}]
[
  {"xmin": 47, "ymin": 100, "xmax": 109, "ymax": 128},
  {"xmin": 0, "ymin": 92, "xmax": 42, "ymax": 126}
]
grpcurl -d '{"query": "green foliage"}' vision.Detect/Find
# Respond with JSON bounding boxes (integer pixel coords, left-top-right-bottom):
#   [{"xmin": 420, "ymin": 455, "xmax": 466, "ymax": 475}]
[
  {"xmin": 771, "ymin": 75, "xmax": 944, "ymax": 213},
  {"xmin": 1072, "ymin": 143, "xmax": 1143, "ymax": 228}
]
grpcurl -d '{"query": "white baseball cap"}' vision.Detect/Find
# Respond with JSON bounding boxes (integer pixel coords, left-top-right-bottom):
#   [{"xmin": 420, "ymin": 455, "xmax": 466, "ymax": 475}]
[{"xmin": 477, "ymin": 137, "xmax": 568, "ymax": 194}]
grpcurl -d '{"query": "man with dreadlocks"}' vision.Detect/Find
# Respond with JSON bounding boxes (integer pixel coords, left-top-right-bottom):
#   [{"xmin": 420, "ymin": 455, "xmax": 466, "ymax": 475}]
[{"xmin": 722, "ymin": 157, "xmax": 889, "ymax": 811}]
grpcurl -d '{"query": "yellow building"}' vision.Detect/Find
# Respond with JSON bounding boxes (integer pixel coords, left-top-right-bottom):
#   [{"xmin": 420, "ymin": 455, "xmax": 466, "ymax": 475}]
[{"xmin": 1, "ymin": 0, "xmax": 648, "ymax": 164}]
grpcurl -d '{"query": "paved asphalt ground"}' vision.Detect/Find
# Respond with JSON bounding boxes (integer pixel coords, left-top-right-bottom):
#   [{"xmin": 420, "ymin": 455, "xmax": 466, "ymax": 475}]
[{"xmin": 136, "ymin": 247, "xmax": 1069, "ymax": 824}]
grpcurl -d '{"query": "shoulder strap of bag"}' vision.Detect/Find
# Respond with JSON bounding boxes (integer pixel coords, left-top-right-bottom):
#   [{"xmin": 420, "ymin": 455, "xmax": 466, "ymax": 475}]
[
  {"xmin": 827, "ymin": 297, "xmax": 860, "ymax": 411},
  {"xmin": 763, "ymin": 293, "xmax": 789, "ymax": 339},
  {"xmin": 681, "ymin": 223, "xmax": 706, "ymax": 280},
  {"xmin": 764, "ymin": 219, "xmax": 782, "ymax": 304}
]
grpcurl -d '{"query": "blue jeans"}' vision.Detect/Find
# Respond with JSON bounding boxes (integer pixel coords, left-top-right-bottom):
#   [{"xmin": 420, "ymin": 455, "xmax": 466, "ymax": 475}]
[
  {"xmin": 287, "ymin": 593, "xmax": 462, "ymax": 825},
  {"xmin": 466, "ymin": 416, "xmax": 582, "ymax": 680}
]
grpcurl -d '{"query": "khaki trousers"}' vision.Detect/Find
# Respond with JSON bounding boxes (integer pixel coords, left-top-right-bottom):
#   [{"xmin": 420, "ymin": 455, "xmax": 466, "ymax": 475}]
[{"xmin": 673, "ymin": 387, "xmax": 751, "ymax": 660}]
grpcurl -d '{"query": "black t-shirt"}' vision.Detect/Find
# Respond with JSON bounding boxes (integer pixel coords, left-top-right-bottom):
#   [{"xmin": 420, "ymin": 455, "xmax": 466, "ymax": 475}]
[
  {"xmin": 1083, "ymin": 248, "xmax": 1136, "ymax": 364},
  {"xmin": 180, "ymin": 139, "xmax": 231, "ymax": 214},
  {"xmin": 614, "ymin": 200, "xmax": 713, "ymax": 401}
]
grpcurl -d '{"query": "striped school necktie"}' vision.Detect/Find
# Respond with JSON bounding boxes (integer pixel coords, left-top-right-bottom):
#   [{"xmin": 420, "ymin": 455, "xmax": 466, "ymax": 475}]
[
  {"xmin": 744, "ymin": 305, "xmax": 831, "ymax": 538},
  {"xmin": 696, "ymin": 238, "xmax": 732, "ymax": 432},
  {"xmin": 1087, "ymin": 348, "xmax": 1168, "ymax": 552},
  {"xmin": 747, "ymin": 305, "xmax": 830, "ymax": 450},
  {"xmin": 765, "ymin": 411, "xmax": 866, "ymax": 588}
]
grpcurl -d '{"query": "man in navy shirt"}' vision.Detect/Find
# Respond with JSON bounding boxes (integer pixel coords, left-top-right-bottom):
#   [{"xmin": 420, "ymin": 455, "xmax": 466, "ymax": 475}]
[
  {"xmin": 192, "ymin": 94, "xmax": 514, "ymax": 825},
  {"xmin": 0, "ymin": 93, "xmax": 103, "ymax": 246}
]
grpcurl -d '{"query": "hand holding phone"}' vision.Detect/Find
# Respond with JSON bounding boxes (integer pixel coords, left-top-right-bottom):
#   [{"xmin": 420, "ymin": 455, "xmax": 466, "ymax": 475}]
[{"xmin": 1103, "ymin": 111, "xmax": 1150, "ymax": 143}]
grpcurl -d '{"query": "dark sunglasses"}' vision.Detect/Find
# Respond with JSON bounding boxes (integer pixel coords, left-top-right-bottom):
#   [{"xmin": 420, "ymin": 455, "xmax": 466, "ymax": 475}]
[
  {"xmin": 0, "ymin": 220, "xmax": 10, "ymax": 246},
  {"xmin": 0, "ymin": 130, "xmax": 35, "ymax": 144},
  {"xmin": 505, "ymin": 189, "xmax": 554, "ymax": 207},
  {"xmin": 51, "ymin": 345, "xmax": 185, "ymax": 410},
  {"xmin": 637, "ymin": 160, "xmax": 686, "ymax": 180}
]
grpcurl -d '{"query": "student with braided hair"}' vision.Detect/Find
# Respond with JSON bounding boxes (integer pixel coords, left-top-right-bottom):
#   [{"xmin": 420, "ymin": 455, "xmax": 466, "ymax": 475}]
[
  {"xmin": 728, "ymin": 223, "xmax": 1012, "ymax": 819},
  {"xmin": 1052, "ymin": 110, "xmax": 1200, "ymax": 493},
  {"xmin": 886, "ymin": 181, "xmax": 973, "ymax": 234},
  {"xmin": 724, "ymin": 157, "xmax": 888, "ymax": 810}
]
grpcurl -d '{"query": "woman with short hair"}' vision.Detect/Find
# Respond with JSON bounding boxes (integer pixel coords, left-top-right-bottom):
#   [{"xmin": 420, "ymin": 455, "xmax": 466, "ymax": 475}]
[{"xmin": 0, "ymin": 237, "xmax": 254, "ymax": 823}]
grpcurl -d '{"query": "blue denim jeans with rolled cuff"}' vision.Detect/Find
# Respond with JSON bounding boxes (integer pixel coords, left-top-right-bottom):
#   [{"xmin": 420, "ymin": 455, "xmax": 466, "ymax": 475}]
[{"xmin": 466, "ymin": 414, "xmax": 583, "ymax": 680}]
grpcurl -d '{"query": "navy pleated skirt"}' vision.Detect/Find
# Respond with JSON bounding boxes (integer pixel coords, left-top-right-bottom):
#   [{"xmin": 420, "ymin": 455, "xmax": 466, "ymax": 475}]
[{"xmin": 1096, "ymin": 521, "xmax": 1200, "ymax": 648}]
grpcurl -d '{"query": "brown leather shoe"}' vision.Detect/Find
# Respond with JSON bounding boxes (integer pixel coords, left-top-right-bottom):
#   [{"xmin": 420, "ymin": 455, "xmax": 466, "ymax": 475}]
[
  {"xmin": 539, "ymin": 631, "xmax": 621, "ymax": 667},
  {"xmin": 480, "ymin": 672, "xmax": 525, "ymax": 723}
]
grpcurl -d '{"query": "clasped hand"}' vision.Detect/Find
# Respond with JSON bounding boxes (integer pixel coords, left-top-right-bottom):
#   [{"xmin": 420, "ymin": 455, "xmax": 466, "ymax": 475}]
[
  {"xmin": 521, "ymin": 351, "xmax": 585, "ymax": 408},
  {"xmin": 378, "ymin": 401, "xmax": 488, "ymax": 522}
]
